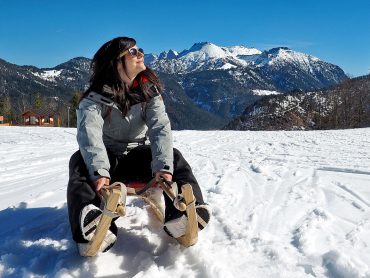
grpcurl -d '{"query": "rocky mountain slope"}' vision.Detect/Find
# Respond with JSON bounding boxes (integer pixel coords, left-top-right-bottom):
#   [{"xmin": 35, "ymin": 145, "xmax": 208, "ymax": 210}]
[{"xmin": 224, "ymin": 74, "xmax": 370, "ymax": 130}]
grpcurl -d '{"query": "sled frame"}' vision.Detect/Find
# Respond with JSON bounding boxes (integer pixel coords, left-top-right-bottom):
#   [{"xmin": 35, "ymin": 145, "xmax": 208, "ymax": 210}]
[
  {"xmin": 82, "ymin": 183, "xmax": 125, "ymax": 257},
  {"xmin": 174, "ymin": 183, "xmax": 198, "ymax": 247},
  {"xmin": 127, "ymin": 180, "xmax": 199, "ymax": 247}
]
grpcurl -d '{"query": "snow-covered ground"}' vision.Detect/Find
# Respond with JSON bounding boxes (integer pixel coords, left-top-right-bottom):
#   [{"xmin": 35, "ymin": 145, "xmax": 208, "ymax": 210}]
[{"xmin": 0, "ymin": 126, "xmax": 369, "ymax": 278}]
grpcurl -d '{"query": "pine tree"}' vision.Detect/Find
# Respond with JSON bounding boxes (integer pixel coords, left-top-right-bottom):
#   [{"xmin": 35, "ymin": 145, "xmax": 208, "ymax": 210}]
[
  {"xmin": 0, "ymin": 96, "xmax": 12, "ymax": 123},
  {"xmin": 33, "ymin": 94, "xmax": 43, "ymax": 109},
  {"xmin": 68, "ymin": 91, "xmax": 81, "ymax": 127}
]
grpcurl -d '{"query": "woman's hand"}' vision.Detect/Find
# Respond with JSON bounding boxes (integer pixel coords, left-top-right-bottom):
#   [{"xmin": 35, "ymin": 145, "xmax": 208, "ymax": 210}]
[
  {"xmin": 155, "ymin": 171, "xmax": 172, "ymax": 182},
  {"xmin": 94, "ymin": 177, "xmax": 110, "ymax": 193}
]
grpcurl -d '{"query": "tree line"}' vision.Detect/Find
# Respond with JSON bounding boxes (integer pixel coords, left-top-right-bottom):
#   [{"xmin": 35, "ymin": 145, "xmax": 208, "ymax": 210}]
[
  {"xmin": 224, "ymin": 74, "xmax": 370, "ymax": 131},
  {"xmin": 308, "ymin": 76, "xmax": 370, "ymax": 129},
  {"xmin": 0, "ymin": 91, "xmax": 81, "ymax": 127}
]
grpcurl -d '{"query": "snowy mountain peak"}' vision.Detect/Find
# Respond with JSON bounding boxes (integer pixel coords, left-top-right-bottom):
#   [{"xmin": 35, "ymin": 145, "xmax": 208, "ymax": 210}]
[
  {"xmin": 143, "ymin": 41, "xmax": 345, "ymax": 82},
  {"xmin": 54, "ymin": 57, "xmax": 91, "ymax": 72},
  {"xmin": 156, "ymin": 42, "xmax": 261, "ymax": 61},
  {"xmin": 256, "ymin": 47, "xmax": 321, "ymax": 68},
  {"xmin": 158, "ymin": 49, "xmax": 178, "ymax": 60},
  {"xmin": 268, "ymin": 46, "xmax": 291, "ymax": 52},
  {"xmin": 178, "ymin": 42, "xmax": 227, "ymax": 60},
  {"xmin": 264, "ymin": 47, "xmax": 318, "ymax": 61},
  {"xmin": 188, "ymin": 42, "xmax": 213, "ymax": 52},
  {"xmin": 263, "ymin": 47, "xmax": 298, "ymax": 59}
]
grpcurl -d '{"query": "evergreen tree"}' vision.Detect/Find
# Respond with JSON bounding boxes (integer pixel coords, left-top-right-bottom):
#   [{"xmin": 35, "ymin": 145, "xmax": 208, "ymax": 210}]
[
  {"xmin": 0, "ymin": 96, "xmax": 12, "ymax": 122},
  {"xmin": 33, "ymin": 94, "xmax": 43, "ymax": 109},
  {"xmin": 68, "ymin": 91, "xmax": 81, "ymax": 127}
]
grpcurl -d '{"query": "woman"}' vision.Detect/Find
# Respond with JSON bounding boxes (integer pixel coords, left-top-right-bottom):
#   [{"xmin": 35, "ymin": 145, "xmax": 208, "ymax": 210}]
[{"xmin": 67, "ymin": 36, "xmax": 210, "ymax": 255}]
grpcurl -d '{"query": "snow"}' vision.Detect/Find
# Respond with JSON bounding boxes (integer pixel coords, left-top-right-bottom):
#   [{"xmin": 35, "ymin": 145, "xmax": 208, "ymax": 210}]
[
  {"xmin": 219, "ymin": 63, "xmax": 237, "ymax": 70},
  {"xmin": 252, "ymin": 89, "xmax": 282, "ymax": 96},
  {"xmin": 225, "ymin": 45, "xmax": 262, "ymax": 56},
  {"xmin": 31, "ymin": 69, "xmax": 62, "ymax": 82},
  {"xmin": 1, "ymin": 126, "xmax": 370, "ymax": 278}
]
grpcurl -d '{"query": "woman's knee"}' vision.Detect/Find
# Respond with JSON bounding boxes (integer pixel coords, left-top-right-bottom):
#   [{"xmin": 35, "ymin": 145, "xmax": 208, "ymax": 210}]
[
  {"xmin": 68, "ymin": 150, "xmax": 89, "ymax": 181},
  {"xmin": 173, "ymin": 148, "xmax": 184, "ymax": 161},
  {"xmin": 69, "ymin": 150, "xmax": 83, "ymax": 168},
  {"xmin": 173, "ymin": 148, "xmax": 193, "ymax": 173}
]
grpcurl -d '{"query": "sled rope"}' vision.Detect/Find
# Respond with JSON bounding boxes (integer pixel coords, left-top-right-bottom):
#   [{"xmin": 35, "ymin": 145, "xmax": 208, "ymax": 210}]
[
  {"xmin": 135, "ymin": 177, "xmax": 157, "ymax": 195},
  {"xmin": 102, "ymin": 209, "xmax": 120, "ymax": 218},
  {"xmin": 158, "ymin": 178, "xmax": 187, "ymax": 211}
]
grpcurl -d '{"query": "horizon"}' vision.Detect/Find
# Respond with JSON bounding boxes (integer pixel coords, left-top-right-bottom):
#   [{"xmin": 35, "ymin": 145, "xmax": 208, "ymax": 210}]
[{"xmin": 1, "ymin": 0, "xmax": 369, "ymax": 77}]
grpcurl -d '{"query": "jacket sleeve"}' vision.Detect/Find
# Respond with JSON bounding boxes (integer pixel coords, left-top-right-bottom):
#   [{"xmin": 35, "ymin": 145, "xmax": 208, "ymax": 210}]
[
  {"xmin": 145, "ymin": 95, "xmax": 174, "ymax": 175},
  {"xmin": 76, "ymin": 98, "xmax": 111, "ymax": 181}
]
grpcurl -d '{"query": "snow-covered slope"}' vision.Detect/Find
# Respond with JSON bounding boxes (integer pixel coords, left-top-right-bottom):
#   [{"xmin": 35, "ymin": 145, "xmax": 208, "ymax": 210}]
[
  {"xmin": 30, "ymin": 69, "xmax": 63, "ymax": 82},
  {"xmin": 1, "ymin": 127, "xmax": 369, "ymax": 277}
]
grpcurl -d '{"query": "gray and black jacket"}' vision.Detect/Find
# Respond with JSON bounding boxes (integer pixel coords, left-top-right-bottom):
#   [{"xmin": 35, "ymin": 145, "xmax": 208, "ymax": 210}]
[{"xmin": 76, "ymin": 84, "xmax": 173, "ymax": 181}]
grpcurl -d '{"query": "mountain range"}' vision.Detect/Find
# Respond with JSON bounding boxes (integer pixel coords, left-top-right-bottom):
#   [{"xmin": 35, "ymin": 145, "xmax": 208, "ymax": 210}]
[
  {"xmin": 0, "ymin": 42, "xmax": 348, "ymax": 129},
  {"xmin": 145, "ymin": 42, "xmax": 347, "ymax": 123}
]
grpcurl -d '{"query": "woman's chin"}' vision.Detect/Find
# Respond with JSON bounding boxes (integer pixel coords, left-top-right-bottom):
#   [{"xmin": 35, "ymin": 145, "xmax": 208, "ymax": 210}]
[{"xmin": 138, "ymin": 64, "xmax": 146, "ymax": 72}]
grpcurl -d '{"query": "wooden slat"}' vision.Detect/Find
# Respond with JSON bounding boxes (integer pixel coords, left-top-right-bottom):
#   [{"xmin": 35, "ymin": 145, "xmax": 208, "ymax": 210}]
[
  {"xmin": 83, "ymin": 187, "xmax": 121, "ymax": 256},
  {"xmin": 176, "ymin": 184, "xmax": 198, "ymax": 247}
]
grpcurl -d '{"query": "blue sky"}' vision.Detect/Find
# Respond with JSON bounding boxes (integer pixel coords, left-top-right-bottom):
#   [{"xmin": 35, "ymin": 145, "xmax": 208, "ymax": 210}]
[{"xmin": 0, "ymin": 0, "xmax": 369, "ymax": 76}]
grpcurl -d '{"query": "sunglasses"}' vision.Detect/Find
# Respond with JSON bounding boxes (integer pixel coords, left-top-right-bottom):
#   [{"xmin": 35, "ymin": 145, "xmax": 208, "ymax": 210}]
[{"xmin": 118, "ymin": 47, "xmax": 144, "ymax": 59}]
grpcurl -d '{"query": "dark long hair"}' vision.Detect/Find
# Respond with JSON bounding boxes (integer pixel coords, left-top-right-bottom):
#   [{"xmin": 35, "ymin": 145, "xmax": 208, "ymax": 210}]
[{"xmin": 82, "ymin": 36, "xmax": 162, "ymax": 115}]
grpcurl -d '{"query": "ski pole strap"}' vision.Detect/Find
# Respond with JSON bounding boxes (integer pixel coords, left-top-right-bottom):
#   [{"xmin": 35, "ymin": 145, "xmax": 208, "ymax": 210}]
[{"xmin": 136, "ymin": 177, "xmax": 157, "ymax": 195}]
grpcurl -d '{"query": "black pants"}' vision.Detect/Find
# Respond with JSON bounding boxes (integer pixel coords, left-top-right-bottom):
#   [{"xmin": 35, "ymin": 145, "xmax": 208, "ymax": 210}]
[{"xmin": 67, "ymin": 146, "xmax": 204, "ymax": 243}]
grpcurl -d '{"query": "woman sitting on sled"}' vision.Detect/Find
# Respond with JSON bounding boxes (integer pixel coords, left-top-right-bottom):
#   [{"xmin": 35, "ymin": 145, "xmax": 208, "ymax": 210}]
[{"xmin": 67, "ymin": 36, "xmax": 211, "ymax": 255}]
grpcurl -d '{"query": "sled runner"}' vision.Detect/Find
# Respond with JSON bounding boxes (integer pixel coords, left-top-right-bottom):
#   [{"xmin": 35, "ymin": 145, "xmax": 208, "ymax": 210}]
[
  {"xmin": 172, "ymin": 183, "xmax": 198, "ymax": 247},
  {"xmin": 82, "ymin": 178, "xmax": 202, "ymax": 256},
  {"xmin": 82, "ymin": 183, "xmax": 126, "ymax": 257},
  {"xmin": 127, "ymin": 178, "xmax": 199, "ymax": 247}
]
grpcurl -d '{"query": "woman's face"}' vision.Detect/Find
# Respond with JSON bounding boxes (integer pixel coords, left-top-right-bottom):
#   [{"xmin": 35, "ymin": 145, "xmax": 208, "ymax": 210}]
[{"xmin": 122, "ymin": 45, "xmax": 146, "ymax": 79}]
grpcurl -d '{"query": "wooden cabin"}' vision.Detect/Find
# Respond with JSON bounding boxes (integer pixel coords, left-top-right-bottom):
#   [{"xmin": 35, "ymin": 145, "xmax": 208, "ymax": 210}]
[{"xmin": 22, "ymin": 108, "xmax": 57, "ymax": 126}]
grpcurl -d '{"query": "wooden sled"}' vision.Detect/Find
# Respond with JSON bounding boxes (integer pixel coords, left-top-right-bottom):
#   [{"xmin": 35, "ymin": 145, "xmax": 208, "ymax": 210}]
[{"xmin": 82, "ymin": 179, "xmax": 201, "ymax": 256}]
